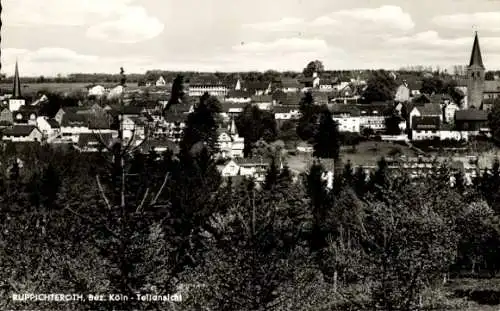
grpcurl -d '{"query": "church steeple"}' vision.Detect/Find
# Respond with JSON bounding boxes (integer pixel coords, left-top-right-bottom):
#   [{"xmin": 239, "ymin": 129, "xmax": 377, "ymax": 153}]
[
  {"xmin": 13, "ymin": 60, "xmax": 21, "ymax": 98},
  {"xmin": 469, "ymin": 31, "xmax": 484, "ymax": 69}
]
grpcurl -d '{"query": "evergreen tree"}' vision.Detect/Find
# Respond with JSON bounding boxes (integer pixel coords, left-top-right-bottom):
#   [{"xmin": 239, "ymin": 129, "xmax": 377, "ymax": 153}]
[
  {"xmin": 40, "ymin": 163, "xmax": 61, "ymax": 207},
  {"xmin": 263, "ymin": 157, "xmax": 279, "ymax": 190},
  {"xmin": 180, "ymin": 92, "xmax": 222, "ymax": 156},
  {"xmin": 342, "ymin": 160, "xmax": 354, "ymax": 186},
  {"xmin": 165, "ymin": 74, "xmax": 186, "ymax": 112},
  {"xmin": 312, "ymin": 108, "xmax": 341, "ymax": 159},
  {"xmin": 353, "ymin": 166, "xmax": 367, "ymax": 197}
]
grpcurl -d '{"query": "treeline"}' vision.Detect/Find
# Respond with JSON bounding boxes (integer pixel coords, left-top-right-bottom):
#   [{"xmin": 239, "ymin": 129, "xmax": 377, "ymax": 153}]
[{"xmin": 1, "ymin": 93, "xmax": 500, "ymax": 310}]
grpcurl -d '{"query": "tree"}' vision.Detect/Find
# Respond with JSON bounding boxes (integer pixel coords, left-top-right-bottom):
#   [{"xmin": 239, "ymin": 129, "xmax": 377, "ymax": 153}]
[
  {"xmin": 362, "ymin": 70, "xmax": 398, "ymax": 103},
  {"xmin": 165, "ymin": 74, "xmax": 186, "ymax": 112},
  {"xmin": 488, "ymin": 99, "xmax": 500, "ymax": 145},
  {"xmin": 385, "ymin": 113, "xmax": 403, "ymax": 135},
  {"xmin": 180, "ymin": 92, "xmax": 222, "ymax": 155},
  {"xmin": 421, "ymin": 76, "xmax": 445, "ymax": 95},
  {"xmin": 485, "ymin": 71, "xmax": 495, "ymax": 81},
  {"xmin": 303, "ymin": 60, "xmax": 324, "ymax": 78},
  {"xmin": 236, "ymin": 105, "xmax": 278, "ymax": 157},
  {"xmin": 313, "ymin": 108, "xmax": 341, "ymax": 160},
  {"xmin": 297, "ymin": 92, "xmax": 321, "ymax": 142}
]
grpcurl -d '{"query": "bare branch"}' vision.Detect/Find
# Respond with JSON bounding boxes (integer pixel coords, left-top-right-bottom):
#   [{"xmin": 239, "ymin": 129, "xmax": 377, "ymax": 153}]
[
  {"xmin": 96, "ymin": 175, "xmax": 112, "ymax": 210},
  {"xmin": 92, "ymin": 130, "xmax": 113, "ymax": 153},
  {"xmin": 150, "ymin": 172, "xmax": 170, "ymax": 206},
  {"xmin": 136, "ymin": 188, "xmax": 150, "ymax": 213},
  {"xmin": 64, "ymin": 205, "xmax": 122, "ymax": 240},
  {"xmin": 122, "ymin": 123, "xmax": 137, "ymax": 155}
]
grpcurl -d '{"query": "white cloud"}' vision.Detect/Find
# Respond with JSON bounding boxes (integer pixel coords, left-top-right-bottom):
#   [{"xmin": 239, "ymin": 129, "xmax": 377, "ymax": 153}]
[
  {"xmin": 233, "ymin": 38, "xmax": 329, "ymax": 53},
  {"xmin": 243, "ymin": 18, "xmax": 304, "ymax": 32},
  {"xmin": 432, "ymin": 12, "xmax": 500, "ymax": 32},
  {"xmin": 244, "ymin": 5, "xmax": 414, "ymax": 34},
  {"xmin": 86, "ymin": 6, "xmax": 164, "ymax": 43},
  {"xmin": 4, "ymin": 0, "xmax": 164, "ymax": 43},
  {"xmin": 386, "ymin": 31, "xmax": 500, "ymax": 50}
]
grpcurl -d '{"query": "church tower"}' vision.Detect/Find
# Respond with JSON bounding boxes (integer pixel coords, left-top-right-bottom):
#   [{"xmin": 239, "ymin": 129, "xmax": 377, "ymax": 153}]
[
  {"xmin": 8, "ymin": 61, "xmax": 26, "ymax": 111},
  {"xmin": 467, "ymin": 32, "xmax": 485, "ymax": 109}
]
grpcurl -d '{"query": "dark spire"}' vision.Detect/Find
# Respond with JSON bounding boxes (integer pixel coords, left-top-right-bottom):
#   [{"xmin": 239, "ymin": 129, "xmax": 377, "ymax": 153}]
[
  {"xmin": 469, "ymin": 31, "xmax": 484, "ymax": 69},
  {"xmin": 13, "ymin": 60, "xmax": 21, "ymax": 98}
]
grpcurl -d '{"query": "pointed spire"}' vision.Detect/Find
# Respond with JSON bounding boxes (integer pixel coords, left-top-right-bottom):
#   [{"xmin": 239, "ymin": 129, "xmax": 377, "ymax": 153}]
[
  {"xmin": 469, "ymin": 31, "xmax": 484, "ymax": 69},
  {"xmin": 230, "ymin": 118, "xmax": 238, "ymax": 136},
  {"xmin": 13, "ymin": 60, "xmax": 21, "ymax": 98}
]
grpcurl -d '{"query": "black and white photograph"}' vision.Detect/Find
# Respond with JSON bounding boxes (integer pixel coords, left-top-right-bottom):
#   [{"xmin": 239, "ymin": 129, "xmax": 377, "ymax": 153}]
[{"xmin": 1, "ymin": 0, "xmax": 500, "ymax": 310}]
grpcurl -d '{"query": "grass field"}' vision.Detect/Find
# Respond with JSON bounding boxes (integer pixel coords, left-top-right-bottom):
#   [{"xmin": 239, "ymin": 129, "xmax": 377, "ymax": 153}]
[
  {"xmin": 0, "ymin": 82, "xmax": 89, "ymax": 94},
  {"xmin": 286, "ymin": 141, "xmax": 418, "ymax": 173}
]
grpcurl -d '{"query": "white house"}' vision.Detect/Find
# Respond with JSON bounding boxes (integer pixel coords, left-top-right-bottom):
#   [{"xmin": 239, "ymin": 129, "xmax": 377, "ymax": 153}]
[
  {"xmin": 2, "ymin": 125, "xmax": 43, "ymax": 142},
  {"xmin": 88, "ymin": 85, "xmax": 106, "ymax": 97},
  {"xmin": 156, "ymin": 76, "xmax": 166, "ymax": 87},
  {"xmin": 331, "ymin": 106, "xmax": 361, "ymax": 132},
  {"xmin": 408, "ymin": 103, "xmax": 442, "ymax": 129},
  {"xmin": 395, "ymin": 84, "xmax": 410, "ymax": 102},
  {"xmin": 219, "ymin": 159, "xmax": 241, "ymax": 177},
  {"xmin": 440, "ymin": 130, "xmax": 468, "ymax": 141},
  {"xmin": 411, "ymin": 116, "xmax": 440, "ymax": 141},
  {"xmin": 273, "ymin": 106, "xmax": 301, "ymax": 121},
  {"xmin": 36, "ymin": 117, "xmax": 61, "ymax": 142},
  {"xmin": 107, "ymin": 85, "xmax": 124, "ymax": 100},
  {"xmin": 122, "ymin": 116, "xmax": 146, "ymax": 144},
  {"xmin": 444, "ymin": 103, "xmax": 460, "ymax": 124},
  {"xmin": 280, "ymin": 78, "xmax": 301, "ymax": 93},
  {"xmin": 8, "ymin": 98, "xmax": 25, "ymax": 112},
  {"xmin": 225, "ymin": 90, "xmax": 252, "ymax": 104},
  {"xmin": 251, "ymin": 95, "xmax": 273, "ymax": 110},
  {"xmin": 217, "ymin": 119, "xmax": 244, "ymax": 159}
]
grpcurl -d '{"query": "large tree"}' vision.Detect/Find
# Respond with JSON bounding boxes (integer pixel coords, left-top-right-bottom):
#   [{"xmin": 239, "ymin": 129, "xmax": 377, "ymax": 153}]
[
  {"xmin": 236, "ymin": 105, "xmax": 278, "ymax": 157},
  {"xmin": 165, "ymin": 74, "xmax": 186, "ymax": 112},
  {"xmin": 303, "ymin": 60, "xmax": 325, "ymax": 78},
  {"xmin": 488, "ymin": 98, "xmax": 500, "ymax": 145},
  {"xmin": 180, "ymin": 92, "xmax": 222, "ymax": 155},
  {"xmin": 362, "ymin": 70, "xmax": 398, "ymax": 103},
  {"xmin": 297, "ymin": 92, "xmax": 321, "ymax": 142},
  {"xmin": 313, "ymin": 108, "xmax": 341, "ymax": 160}
]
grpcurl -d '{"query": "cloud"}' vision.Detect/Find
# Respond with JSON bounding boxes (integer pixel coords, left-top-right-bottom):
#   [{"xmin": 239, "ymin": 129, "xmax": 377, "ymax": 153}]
[
  {"xmin": 86, "ymin": 6, "xmax": 164, "ymax": 43},
  {"xmin": 432, "ymin": 12, "xmax": 500, "ymax": 32},
  {"xmin": 386, "ymin": 31, "xmax": 500, "ymax": 50},
  {"xmin": 233, "ymin": 38, "xmax": 329, "ymax": 53},
  {"xmin": 243, "ymin": 18, "xmax": 305, "ymax": 32},
  {"xmin": 4, "ymin": 0, "xmax": 164, "ymax": 43},
  {"xmin": 244, "ymin": 5, "xmax": 414, "ymax": 35}
]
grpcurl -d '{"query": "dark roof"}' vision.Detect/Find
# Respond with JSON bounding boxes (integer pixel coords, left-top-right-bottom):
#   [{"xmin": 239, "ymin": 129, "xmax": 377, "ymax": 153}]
[
  {"xmin": 330, "ymin": 105, "xmax": 361, "ymax": 117},
  {"xmin": 484, "ymin": 81, "xmax": 500, "ymax": 93},
  {"xmin": 251, "ymin": 95, "xmax": 273, "ymax": 102},
  {"xmin": 469, "ymin": 32, "xmax": 484, "ymax": 69},
  {"xmin": 46, "ymin": 119, "xmax": 60, "ymax": 128},
  {"xmin": 110, "ymin": 105, "xmax": 144, "ymax": 115},
  {"xmin": 273, "ymin": 106, "xmax": 298, "ymax": 113},
  {"xmin": 243, "ymin": 81, "xmax": 270, "ymax": 92},
  {"xmin": 356, "ymin": 103, "xmax": 391, "ymax": 116},
  {"xmin": 3, "ymin": 125, "xmax": 39, "ymax": 137},
  {"xmin": 140, "ymin": 139, "xmax": 179, "ymax": 154},
  {"xmin": 77, "ymin": 133, "xmax": 113, "ymax": 148},
  {"xmin": 280, "ymin": 78, "xmax": 301, "ymax": 88},
  {"xmin": 221, "ymin": 102, "xmax": 246, "ymax": 113},
  {"xmin": 61, "ymin": 112, "xmax": 88, "ymax": 127},
  {"xmin": 455, "ymin": 109, "xmax": 488, "ymax": 121},
  {"xmin": 412, "ymin": 116, "xmax": 440, "ymax": 130},
  {"xmin": 227, "ymin": 90, "xmax": 253, "ymax": 98},
  {"xmin": 164, "ymin": 113, "xmax": 187, "ymax": 123},
  {"xmin": 413, "ymin": 94, "xmax": 432, "ymax": 104},
  {"xmin": 189, "ymin": 77, "xmax": 225, "ymax": 86},
  {"xmin": 417, "ymin": 103, "xmax": 442, "ymax": 116},
  {"xmin": 273, "ymin": 92, "xmax": 301, "ymax": 106}
]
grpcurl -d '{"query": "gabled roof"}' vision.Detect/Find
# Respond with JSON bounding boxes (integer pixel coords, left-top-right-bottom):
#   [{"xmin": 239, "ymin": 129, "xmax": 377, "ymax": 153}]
[
  {"xmin": 412, "ymin": 116, "xmax": 440, "ymax": 130},
  {"xmin": 280, "ymin": 78, "xmax": 301, "ymax": 88},
  {"xmin": 77, "ymin": 133, "xmax": 113, "ymax": 148},
  {"xmin": 139, "ymin": 138, "xmax": 179, "ymax": 154},
  {"xmin": 469, "ymin": 32, "xmax": 485, "ymax": 69},
  {"xmin": 221, "ymin": 102, "xmax": 246, "ymax": 113},
  {"xmin": 417, "ymin": 103, "xmax": 442, "ymax": 116},
  {"xmin": 46, "ymin": 119, "xmax": 61, "ymax": 128},
  {"xmin": 455, "ymin": 109, "xmax": 488, "ymax": 121},
  {"xmin": 227, "ymin": 90, "xmax": 253, "ymax": 98},
  {"xmin": 251, "ymin": 95, "xmax": 273, "ymax": 102},
  {"xmin": 3, "ymin": 125, "xmax": 39, "ymax": 137},
  {"xmin": 243, "ymin": 81, "xmax": 270, "ymax": 92},
  {"xmin": 330, "ymin": 105, "xmax": 361, "ymax": 117},
  {"xmin": 61, "ymin": 112, "xmax": 88, "ymax": 127},
  {"xmin": 189, "ymin": 77, "xmax": 225, "ymax": 86},
  {"xmin": 109, "ymin": 105, "xmax": 144, "ymax": 115}
]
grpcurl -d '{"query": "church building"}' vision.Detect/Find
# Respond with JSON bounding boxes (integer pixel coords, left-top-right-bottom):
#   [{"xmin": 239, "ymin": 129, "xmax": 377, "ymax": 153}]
[{"xmin": 467, "ymin": 32, "xmax": 485, "ymax": 109}]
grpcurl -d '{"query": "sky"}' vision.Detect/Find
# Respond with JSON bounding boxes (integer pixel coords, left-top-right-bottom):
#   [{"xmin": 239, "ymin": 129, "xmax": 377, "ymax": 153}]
[{"xmin": 2, "ymin": 0, "xmax": 500, "ymax": 76}]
